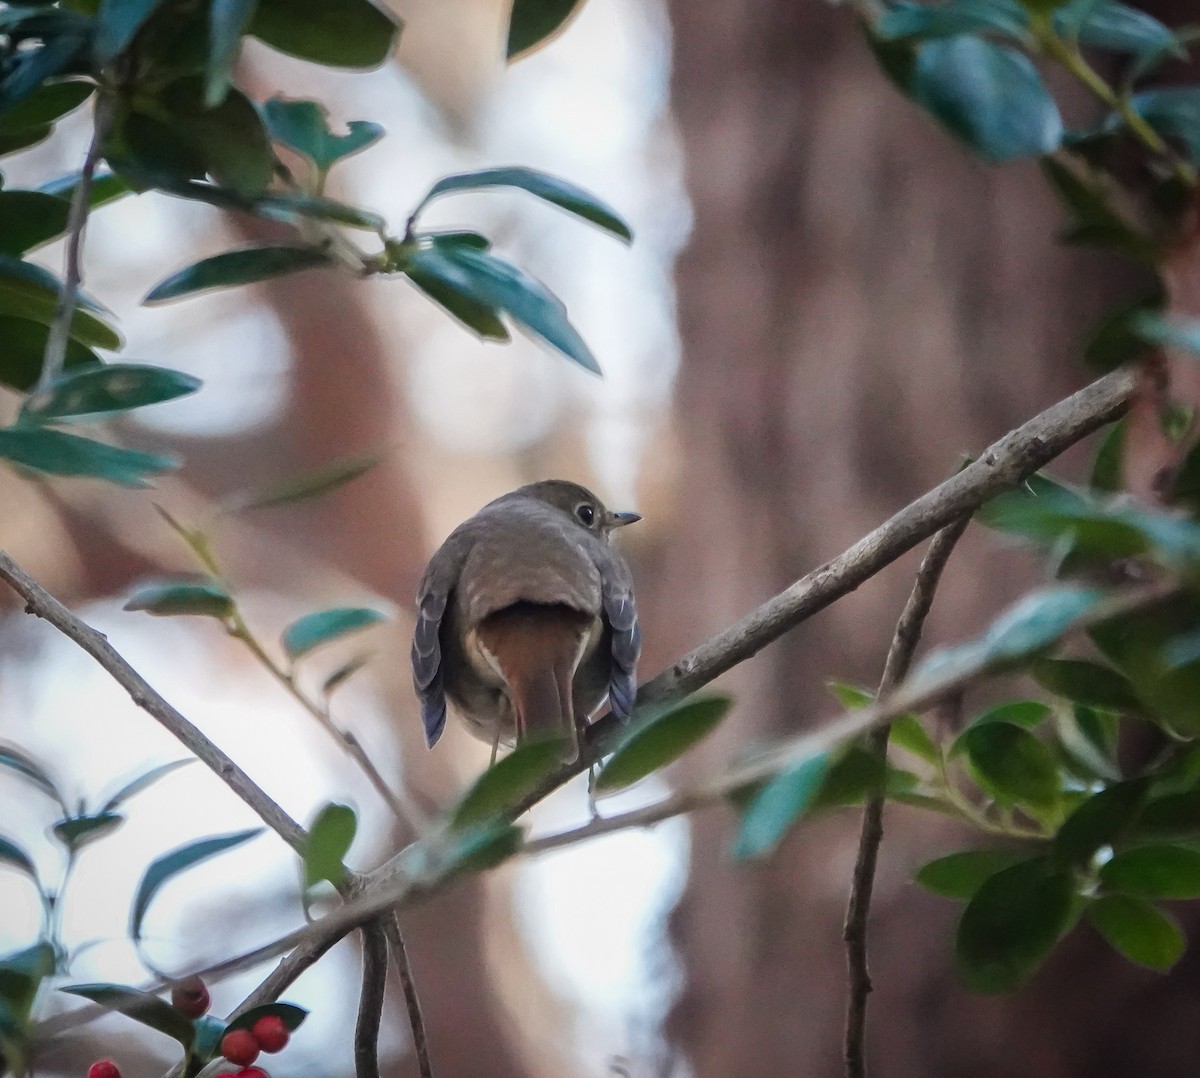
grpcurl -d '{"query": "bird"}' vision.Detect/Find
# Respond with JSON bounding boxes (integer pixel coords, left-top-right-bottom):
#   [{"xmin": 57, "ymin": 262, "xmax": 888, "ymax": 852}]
[{"xmin": 411, "ymin": 479, "xmax": 642, "ymax": 762}]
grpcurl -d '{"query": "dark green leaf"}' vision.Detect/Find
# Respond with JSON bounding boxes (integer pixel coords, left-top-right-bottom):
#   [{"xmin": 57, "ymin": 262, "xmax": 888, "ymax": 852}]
[
  {"xmin": 0, "ymin": 28, "xmax": 90, "ymax": 121},
  {"xmin": 123, "ymin": 577, "xmax": 234, "ymax": 618},
  {"xmin": 507, "ymin": 0, "xmax": 587, "ymax": 59},
  {"xmin": 23, "ymin": 363, "xmax": 201, "ymax": 420},
  {"xmin": 444, "ymin": 821, "xmax": 523, "ymax": 875},
  {"xmin": 60, "ymin": 983, "xmax": 196, "ymax": 1045},
  {"xmin": 875, "ymin": 0, "xmax": 1029, "ymax": 40},
  {"xmin": 1126, "ymin": 88, "xmax": 1200, "ymax": 164},
  {"xmin": 970, "ymin": 700, "xmax": 1053, "ymax": 730},
  {"xmin": 0, "ymin": 124, "xmax": 52, "ymax": 157},
  {"xmin": 94, "ymin": 0, "xmax": 167, "ymax": 64},
  {"xmin": 414, "ymin": 167, "xmax": 632, "ymax": 243},
  {"xmin": 205, "ymin": 0, "xmax": 258, "ymax": 107},
  {"xmin": 1084, "ymin": 292, "xmax": 1162, "ymax": 372},
  {"xmin": 224, "ymin": 1002, "xmax": 307, "ymax": 1034},
  {"xmin": 955, "ymin": 858, "xmax": 1076, "ymax": 992},
  {"xmin": 100, "ymin": 760, "xmax": 193, "ymax": 813},
  {"xmin": 0, "ymin": 80, "xmax": 92, "ymax": 133},
  {"xmin": 0, "ymin": 745, "xmax": 65, "ymax": 809},
  {"xmin": 282, "ymin": 606, "xmax": 388, "ymax": 660},
  {"xmin": 39, "ymin": 170, "xmax": 130, "ymax": 211},
  {"xmin": 253, "ymin": 191, "xmax": 385, "ymax": 232},
  {"xmin": 144, "ymin": 246, "xmax": 330, "ymax": 304},
  {"xmin": 0, "ymin": 942, "xmax": 54, "ymax": 1007},
  {"xmin": 915, "ymin": 849, "xmax": 1025, "ymax": 898},
  {"xmin": 1137, "ymin": 790, "xmax": 1200, "ymax": 840},
  {"xmin": 405, "ymin": 258, "xmax": 510, "ymax": 341},
  {"xmin": 594, "ymin": 696, "xmax": 731, "ymax": 793},
  {"xmin": 1032, "ymin": 657, "xmax": 1141, "ymax": 712},
  {"xmin": 909, "ymin": 36, "xmax": 1062, "ymax": 161},
  {"xmin": 51, "ymin": 812, "xmax": 123, "ymax": 852},
  {"xmin": 0, "ymin": 256, "xmax": 122, "ymax": 350},
  {"xmin": 0, "ymin": 427, "xmax": 177, "ymax": 487},
  {"xmin": 1040, "ymin": 156, "xmax": 1157, "ymax": 264},
  {"xmin": 1101, "ymin": 844, "xmax": 1200, "ymax": 899},
  {"xmin": 0, "ymin": 191, "xmax": 69, "ymax": 256},
  {"xmin": 249, "ymin": 0, "xmax": 401, "ymax": 68},
  {"xmin": 261, "ymin": 97, "xmax": 383, "ymax": 173},
  {"xmin": 1089, "ymin": 894, "xmax": 1183, "ymax": 970},
  {"xmin": 961, "ymin": 722, "xmax": 1061, "ymax": 814},
  {"xmin": 0, "ymin": 836, "xmax": 38, "ymax": 881},
  {"xmin": 1091, "ymin": 419, "xmax": 1125, "ymax": 492},
  {"xmin": 303, "ymin": 803, "xmax": 356, "ymax": 891},
  {"xmin": 1055, "ymin": 0, "xmax": 1183, "ymax": 69},
  {"xmin": 403, "ymin": 240, "xmax": 599, "ymax": 372},
  {"xmin": 732, "ymin": 752, "xmax": 830, "ymax": 860},
  {"xmin": 222, "ymin": 451, "xmax": 381, "ymax": 512},
  {"xmin": 451, "ymin": 738, "xmax": 568, "ymax": 829},
  {"xmin": 130, "ymin": 828, "xmax": 262, "ymax": 940},
  {"xmin": 1053, "ymin": 778, "xmax": 1148, "ymax": 863}
]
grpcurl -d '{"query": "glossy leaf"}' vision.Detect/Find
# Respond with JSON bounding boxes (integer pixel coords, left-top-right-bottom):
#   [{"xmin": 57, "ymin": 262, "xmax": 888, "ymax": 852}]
[
  {"xmin": 1089, "ymin": 894, "xmax": 1183, "ymax": 970},
  {"xmin": 61, "ymin": 983, "xmax": 195, "ymax": 1045},
  {"xmin": 909, "ymin": 36, "xmax": 1062, "ymax": 161},
  {"xmin": 94, "ymin": 0, "xmax": 167, "ymax": 64},
  {"xmin": 0, "ymin": 836, "xmax": 38, "ymax": 881},
  {"xmin": 875, "ymin": 0, "xmax": 1028, "ymax": 40},
  {"xmin": 0, "ymin": 191, "xmax": 69, "ymax": 256},
  {"xmin": 414, "ymin": 166, "xmax": 632, "ymax": 243},
  {"xmin": 100, "ymin": 759, "xmax": 193, "ymax": 813},
  {"xmin": 0, "ymin": 80, "xmax": 92, "ymax": 133},
  {"xmin": 222, "ymin": 451, "xmax": 381, "ymax": 512},
  {"xmin": 224, "ymin": 1001, "xmax": 307, "ymax": 1034},
  {"xmin": 594, "ymin": 696, "xmax": 731, "ymax": 793},
  {"xmin": 123, "ymin": 577, "xmax": 234, "ymax": 619},
  {"xmin": 451, "ymin": 738, "xmax": 568, "ymax": 829},
  {"xmin": 39, "ymin": 170, "xmax": 130, "ymax": 211},
  {"xmin": 0, "ymin": 745, "xmax": 65, "ymax": 809},
  {"xmin": 23, "ymin": 364, "xmax": 201, "ymax": 420},
  {"xmin": 956, "ymin": 858, "xmax": 1076, "ymax": 992},
  {"xmin": 970, "ymin": 700, "xmax": 1053, "ymax": 730},
  {"xmin": 303, "ymin": 803, "xmax": 356, "ymax": 891},
  {"xmin": 253, "ymin": 191, "xmax": 385, "ymax": 232},
  {"xmin": 0, "ymin": 256, "xmax": 122, "ymax": 350},
  {"xmin": 205, "ymin": 0, "xmax": 258, "ymax": 106},
  {"xmin": 261, "ymin": 97, "xmax": 383, "ymax": 172},
  {"xmin": 1053, "ymin": 778, "xmax": 1148, "ymax": 864},
  {"xmin": 961, "ymin": 722, "xmax": 1061, "ymax": 814},
  {"xmin": 507, "ymin": 0, "xmax": 587, "ymax": 59},
  {"xmin": 1032, "ymin": 657, "xmax": 1141, "ymax": 712},
  {"xmin": 732, "ymin": 752, "xmax": 830, "ymax": 860},
  {"xmin": 915, "ymin": 849, "xmax": 1024, "ymax": 899},
  {"xmin": 0, "ymin": 428, "xmax": 177, "ymax": 487},
  {"xmin": 130, "ymin": 828, "xmax": 262, "ymax": 940},
  {"xmin": 144, "ymin": 246, "xmax": 330, "ymax": 304},
  {"xmin": 282, "ymin": 606, "xmax": 388, "ymax": 660},
  {"xmin": 405, "ymin": 255, "xmax": 510, "ymax": 341},
  {"xmin": 249, "ymin": 0, "xmax": 401, "ymax": 68},
  {"xmin": 1100, "ymin": 844, "xmax": 1200, "ymax": 899},
  {"xmin": 51, "ymin": 812, "xmax": 123, "ymax": 852}
]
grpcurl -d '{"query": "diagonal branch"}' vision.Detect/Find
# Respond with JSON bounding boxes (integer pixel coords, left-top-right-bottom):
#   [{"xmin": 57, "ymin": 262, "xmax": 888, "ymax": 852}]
[
  {"xmin": 383, "ymin": 912, "xmax": 434, "ymax": 1078},
  {"xmin": 842, "ymin": 512, "xmax": 971, "ymax": 1078},
  {"xmin": 354, "ymin": 920, "xmax": 389, "ymax": 1078}
]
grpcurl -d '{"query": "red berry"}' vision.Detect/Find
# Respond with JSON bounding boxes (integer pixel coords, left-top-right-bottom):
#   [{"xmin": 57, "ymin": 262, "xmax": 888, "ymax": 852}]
[
  {"xmin": 87, "ymin": 1062, "xmax": 121, "ymax": 1078},
  {"xmin": 250, "ymin": 1015, "xmax": 289, "ymax": 1053},
  {"xmin": 220, "ymin": 1029, "xmax": 260, "ymax": 1066},
  {"xmin": 170, "ymin": 976, "xmax": 210, "ymax": 1018},
  {"xmin": 234, "ymin": 1070, "xmax": 269, "ymax": 1078}
]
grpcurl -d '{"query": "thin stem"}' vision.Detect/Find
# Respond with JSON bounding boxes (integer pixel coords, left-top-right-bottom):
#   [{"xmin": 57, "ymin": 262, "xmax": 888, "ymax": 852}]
[
  {"xmin": 354, "ymin": 920, "xmax": 389, "ymax": 1078},
  {"xmin": 383, "ymin": 912, "xmax": 434, "ymax": 1078},
  {"xmin": 38, "ymin": 94, "xmax": 113, "ymax": 394},
  {"xmin": 842, "ymin": 512, "xmax": 970, "ymax": 1078}
]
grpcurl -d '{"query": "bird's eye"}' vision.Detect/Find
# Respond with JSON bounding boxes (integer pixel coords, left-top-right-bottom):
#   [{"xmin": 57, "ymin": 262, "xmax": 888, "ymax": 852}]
[{"xmin": 575, "ymin": 503, "xmax": 596, "ymax": 527}]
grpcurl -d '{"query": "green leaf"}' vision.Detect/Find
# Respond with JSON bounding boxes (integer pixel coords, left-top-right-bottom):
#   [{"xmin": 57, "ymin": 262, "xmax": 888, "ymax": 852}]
[
  {"xmin": 0, "ymin": 191, "xmax": 69, "ymax": 256},
  {"xmin": 1090, "ymin": 419, "xmax": 1125, "ymax": 492},
  {"xmin": 0, "ymin": 80, "xmax": 92, "ymax": 133},
  {"xmin": 60, "ymin": 983, "xmax": 196, "ymax": 1046},
  {"xmin": 144, "ymin": 246, "xmax": 330, "ymax": 304},
  {"xmin": 0, "ymin": 745, "xmax": 65, "ymax": 810},
  {"xmin": 414, "ymin": 167, "xmax": 632, "ymax": 243},
  {"xmin": 282, "ymin": 606, "xmax": 388, "ymax": 660},
  {"xmin": 23, "ymin": 364, "xmax": 201, "ymax": 420},
  {"xmin": 0, "ymin": 836, "xmax": 38, "ymax": 881},
  {"xmin": 507, "ymin": 0, "xmax": 587, "ymax": 59},
  {"xmin": 253, "ymin": 190, "xmax": 385, "ymax": 232},
  {"xmin": 593, "ymin": 696, "xmax": 731, "ymax": 793},
  {"xmin": 0, "ymin": 255, "xmax": 122, "ymax": 350},
  {"xmin": 1088, "ymin": 894, "xmax": 1183, "ymax": 970},
  {"xmin": 303, "ymin": 803, "xmax": 356, "ymax": 891},
  {"xmin": 1137, "ymin": 790, "xmax": 1200, "ymax": 840},
  {"xmin": 0, "ymin": 125, "xmax": 52, "ymax": 157},
  {"xmin": 961, "ymin": 722, "xmax": 1061, "ymax": 815},
  {"xmin": 1101, "ymin": 844, "xmax": 1200, "ymax": 899},
  {"xmin": 915, "ymin": 849, "xmax": 1025, "ymax": 899},
  {"xmin": 224, "ymin": 1002, "xmax": 307, "ymax": 1035},
  {"xmin": 0, "ymin": 26, "xmax": 90, "ymax": 122},
  {"xmin": 0, "ymin": 941, "xmax": 54, "ymax": 1007},
  {"xmin": 970, "ymin": 700, "xmax": 1053, "ymax": 730},
  {"xmin": 205, "ymin": 0, "xmax": 258, "ymax": 107},
  {"xmin": 731, "ymin": 752, "xmax": 830, "ymax": 860},
  {"xmin": 130, "ymin": 828, "xmax": 262, "ymax": 940},
  {"xmin": 94, "ymin": 0, "xmax": 167, "ymax": 64},
  {"xmin": 221, "ymin": 451, "xmax": 381, "ymax": 512},
  {"xmin": 123, "ymin": 577, "xmax": 235, "ymax": 619},
  {"xmin": 1053, "ymin": 778, "xmax": 1148, "ymax": 864},
  {"xmin": 405, "ymin": 256, "xmax": 510, "ymax": 342},
  {"xmin": 444, "ymin": 821, "xmax": 524, "ymax": 875},
  {"xmin": 100, "ymin": 759, "xmax": 193, "ymax": 813},
  {"xmin": 1040, "ymin": 156, "xmax": 1157, "ymax": 265},
  {"xmin": 875, "ymin": 0, "xmax": 1029, "ymax": 41},
  {"xmin": 1055, "ymin": 0, "xmax": 1183, "ymax": 70},
  {"xmin": 1084, "ymin": 293, "xmax": 1161, "ymax": 372},
  {"xmin": 890, "ymin": 713, "xmax": 940, "ymax": 764},
  {"xmin": 261, "ymin": 97, "xmax": 383, "ymax": 173},
  {"xmin": 51, "ymin": 812, "xmax": 123, "ymax": 852},
  {"xmin": 828, "ymin": 681, "xmax": 873, "ymax": 708},
  {"xmin": 450, "ymin": 738, "xmax": 569, "ymax": 830},
  {"xmin": 955, "ymin": 858, "xmax": 1076, "ymax": 992},
  {"xmin": 1126, "ymin": 88, "xmax": 1200, "ymax": 164},
  {"xmin": 403, "ymin": 240, "xmax": 600, "ymax": 373},
  {"xmin": 39, "ymin": 170, "xmax": 130, "ymax": 211},
  {"xmin": 0, "ymin": 427, "xmax": 177, "ymax": 487},
  {"xmin": 908, "ymin": 36, "xmax": 1062, "ymax": 161},
  {"xmin": 249, "ymin": 0, "xmax": 401, "ymax": 68},
  {"xmin": 1032, "ymin": 657, "xmax": 1141, "ymax": 712}
]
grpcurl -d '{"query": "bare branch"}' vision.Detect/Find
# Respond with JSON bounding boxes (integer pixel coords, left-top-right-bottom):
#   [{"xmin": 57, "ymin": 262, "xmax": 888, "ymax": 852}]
[
  {"xmin": 355, "ymin": 920, "xmax": 389, "ymax": 1078},
  {"xmin": 383, "ymin": 912, "xmax": 434, "ymax": 1078},
  {"xmin": 842, "ymin": 513, "xmax": 971, "ymax": 1078}
]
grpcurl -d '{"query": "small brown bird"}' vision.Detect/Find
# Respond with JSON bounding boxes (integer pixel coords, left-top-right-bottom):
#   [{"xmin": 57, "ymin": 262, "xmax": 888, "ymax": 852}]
[{"xmin": 411, "ymin": 480, "xmax": 642, "ymax": 760}]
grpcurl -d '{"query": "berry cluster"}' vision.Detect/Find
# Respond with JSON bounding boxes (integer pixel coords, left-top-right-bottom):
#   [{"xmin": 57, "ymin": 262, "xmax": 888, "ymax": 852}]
[{"xmin": 86, "ymin": 977, "xmax": 292, "ymax": 1078}]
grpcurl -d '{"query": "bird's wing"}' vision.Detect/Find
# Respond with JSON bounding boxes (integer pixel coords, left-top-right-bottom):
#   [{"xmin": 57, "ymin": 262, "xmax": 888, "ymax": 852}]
[
  {"xmin": 601, "ymin": 569, "xmax": 641, "ymax": 721},
  {"xmin": 412, "ymin": 533, "xmax": 471, "ymax": 748}
]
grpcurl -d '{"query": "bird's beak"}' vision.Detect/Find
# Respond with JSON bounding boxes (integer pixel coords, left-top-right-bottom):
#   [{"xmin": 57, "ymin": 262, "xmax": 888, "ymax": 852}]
[{"xmin": 608, "ymin": 510, "xmax": 641, "ymax": 528}]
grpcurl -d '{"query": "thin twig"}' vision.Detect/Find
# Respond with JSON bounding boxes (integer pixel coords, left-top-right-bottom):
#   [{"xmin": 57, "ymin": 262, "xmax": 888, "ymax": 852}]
[
  {"xmin": 0, "ymin": 550, "xmax": 308, "ymax": 854},
  {"xmin": 37, "ymin": 94, "xmax": 114, "ymax": 394},
  {"xmin": 383, "ymin": 911, "xmax": 434, "ymax": 1078},
  {"xmin": 842, "ymin": 512, "xmax": 971, "ymax": 1078},
  {"xmin": 354, "ymin": 920, "xmax": 389, "ymax": 1078}
]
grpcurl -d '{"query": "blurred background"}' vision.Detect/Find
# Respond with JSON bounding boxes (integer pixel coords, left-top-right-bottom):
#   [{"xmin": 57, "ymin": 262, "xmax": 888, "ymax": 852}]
[{"xmin": 2, "ymin": 0, "xmax": 1199, "ymax": 1075}]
